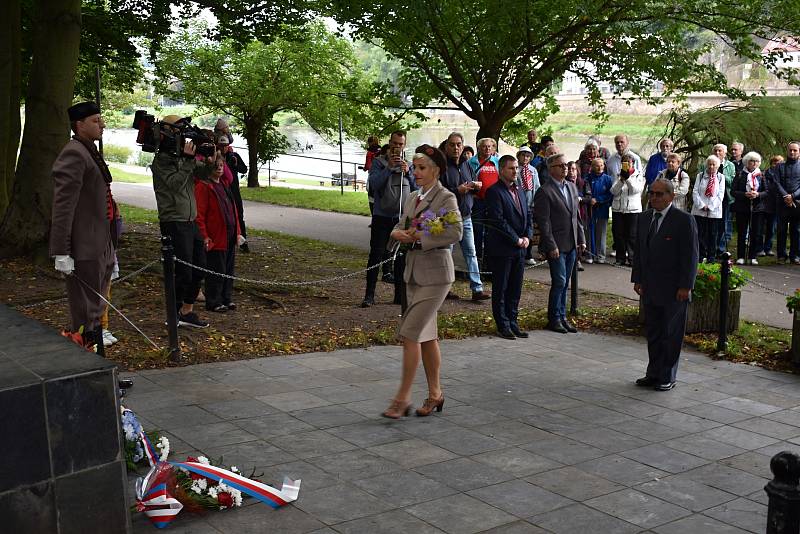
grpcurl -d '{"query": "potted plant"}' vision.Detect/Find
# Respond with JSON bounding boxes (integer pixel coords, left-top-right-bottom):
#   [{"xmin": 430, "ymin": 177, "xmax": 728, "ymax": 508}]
[
  {"xmin": 786, "ymin": 289, "xmax": 800, "ymax": 362},
  {"xmin": 685, "ymin": 262, "xmax": 751, "ymax": 333}
]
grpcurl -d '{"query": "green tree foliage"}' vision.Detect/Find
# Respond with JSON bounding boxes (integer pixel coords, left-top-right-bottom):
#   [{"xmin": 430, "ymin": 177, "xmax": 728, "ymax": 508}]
[
  {"xmin": 155, "ymin": 21, "xmax": 419, "ymax": 187},
  {"xmin": 664, "ymin": 97, "xmax": 800, "ymax": 175},
  {"xmin": 325, "ymin": 0, "xmax": 800, "ymax": 141}
]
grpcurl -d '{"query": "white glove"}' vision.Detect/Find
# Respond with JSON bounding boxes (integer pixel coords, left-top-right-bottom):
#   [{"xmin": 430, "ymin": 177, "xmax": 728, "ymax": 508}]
[
  {"xmin": 54, "ymin": 255, "xmax": 75, "ymax": 275},
  {"xmin": 111, "ymin": 262, "xmax": 120, "ymax": 280},
  {"xmin": 237, "ymin": 235, "xmax": 246, "ymax": 246}
]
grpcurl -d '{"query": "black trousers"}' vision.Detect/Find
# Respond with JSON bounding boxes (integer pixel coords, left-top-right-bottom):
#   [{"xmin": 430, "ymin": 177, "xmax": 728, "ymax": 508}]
[
  {"xmin": 735, "ymin": 211, "xmax": 763, "ymax": 260},
  {"xmin": 365, "ymin": 214, "xmax": 397, "ymax": 298},
  {"xmin": 160, "ymin": 221, "xmax": 206, "ymax": 307},
  {"xmin": 228, "ymin": 176, "xmax": 247, "ymax": 239},
  {"xmin": 644, "ymin": 298, "xmax": 688, "ymax": 384},
  {"xmin": 777, "ymin": 215, "xmax": 800, "ymax": 260},
  {"xmin": 612, "ymin": 212, "xmax": 638, "ymax": 263},
  {"xmin": 694, "ymin": 216, "xmax": 720, "ymax": 261},
  {"xmin": 487, "ymin": 251, "xmax": 525, "ymax": 331},
  {"xmin": 205, "ymin": 236, "xmax": 236, "ymax": 308}
]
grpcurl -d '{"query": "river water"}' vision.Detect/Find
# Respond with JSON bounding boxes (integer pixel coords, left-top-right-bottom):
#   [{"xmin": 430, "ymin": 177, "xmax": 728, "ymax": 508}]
[{"xmin": 104, "ymin": 127, "xmax": 651, "ymax": 186}]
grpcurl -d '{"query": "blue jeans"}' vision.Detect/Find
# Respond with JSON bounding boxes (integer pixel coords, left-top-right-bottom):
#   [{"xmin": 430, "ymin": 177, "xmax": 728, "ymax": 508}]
[
  {"xmin": 547, "ymin": 248, "xmax": 576, "ymax": 322},
  {"xmin": 459, "ymin": 217, "xmax": 483, "ymax": 293}
]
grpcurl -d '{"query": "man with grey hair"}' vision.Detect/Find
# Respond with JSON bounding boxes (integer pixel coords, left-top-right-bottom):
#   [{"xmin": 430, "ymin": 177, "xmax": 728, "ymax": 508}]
[
  {"xmin": 730, "ymin": 142, "xmax": 745, "ymax": 175},
  {"xmin": 773, "ymin": 142, "xmax": 800, "ymax": 263},
  {"xmin": 632, "ymin": 177, "xmax": 698, "ymax": 391},
  {"xmin": 534, "ymin": 152, "xmax": 586, "ymax": 334},
  {"xmin": 441, "ymin": 132, "xmax": 491, "ymax": 300},
  {"xmin": 644, "ymin": 138, "xmax": 674, "ymax": 186},
  {"xmin": 607, "ymin": 134, "xmax": 642, "ymax": 179},
  {"xmin": 521, "ymin": 128, "xmax": 541, "ymax": 155}
]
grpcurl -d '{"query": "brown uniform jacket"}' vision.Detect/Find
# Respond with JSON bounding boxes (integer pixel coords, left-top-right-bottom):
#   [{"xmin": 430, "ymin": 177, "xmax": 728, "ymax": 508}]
[
  {"xmin": 49, "ymin": 139, "xmax": 113, "ymax": 260},
  {"xmin": 393, "ymin": 180, "xmax": 463, "ymax": 286}
]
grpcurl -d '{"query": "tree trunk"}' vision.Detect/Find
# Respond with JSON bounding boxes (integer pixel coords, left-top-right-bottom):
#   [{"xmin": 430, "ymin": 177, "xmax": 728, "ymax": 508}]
[
  {"xmin": 475, "ymin": 115, "xmax": 507, "ymax": 144},
  {"xmin": 0, "ymin": 0, "xmax": 81, "ymax": 258},
  {"xmin": 244, "ymin": 121, "xmax": 262, "ymax": 188},
  {"xmin": 0, "ymin": 0, "xmax": 21, "ymax": 215}
]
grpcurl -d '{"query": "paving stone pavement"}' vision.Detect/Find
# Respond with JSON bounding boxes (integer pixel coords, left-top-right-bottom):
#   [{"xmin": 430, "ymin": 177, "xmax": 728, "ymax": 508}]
[{"xmin": 124, "ymin": 331, "xmax": 800, "ymax": 533}]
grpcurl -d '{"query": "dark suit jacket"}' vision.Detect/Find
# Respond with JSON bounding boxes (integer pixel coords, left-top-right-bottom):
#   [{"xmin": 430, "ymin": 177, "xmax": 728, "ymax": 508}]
[
  {"xmin": 49, "ymin": 139, "xmax": 113, "ymax": 260},
  {"xmin": 534, "ymin": 179, "xmax": 585, "ymax": 255},
  {"xmin": 484, "ymin": 181, "xmax": 532, "ymax": 257},
  {"xmin": 631, "ymin": 205, "xmax": 699, "ymax": 306}
]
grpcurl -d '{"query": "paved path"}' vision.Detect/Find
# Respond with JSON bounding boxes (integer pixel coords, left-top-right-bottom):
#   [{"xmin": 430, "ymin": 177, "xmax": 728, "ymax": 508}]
[
  {"xmin": 124, "ymin": 331, "xmax": 800, "ymax": 533},
  {"xmin": 112, "ymin": 181, "xmax": 795, "ymax": 328}
]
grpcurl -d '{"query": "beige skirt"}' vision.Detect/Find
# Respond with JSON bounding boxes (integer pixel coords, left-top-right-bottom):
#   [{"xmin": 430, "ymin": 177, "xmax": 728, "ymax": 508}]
[{"xmin": 397, "ymin": 281, "xmax": 451, "ymax": 343}]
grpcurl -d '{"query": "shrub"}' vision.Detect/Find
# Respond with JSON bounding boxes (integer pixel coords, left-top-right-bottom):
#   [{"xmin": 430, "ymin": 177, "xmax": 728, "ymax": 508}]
[
  {"xmin": 104, "ymin": 144, "xmax": 132, "ymax": 164},
  {"xmin": 693, "ymin": 261, "xmax": 751, "ymax": 300},
  {"xmin": 786, "ymin": 289, "xmax": 800, "ymax": 313},
  {"xmin": 136, "ymin": 150, "xmax": 154, "ymax": 167}
]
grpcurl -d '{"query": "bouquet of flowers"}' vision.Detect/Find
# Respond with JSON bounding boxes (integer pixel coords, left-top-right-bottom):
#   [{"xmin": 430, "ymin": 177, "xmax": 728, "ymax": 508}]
[
  {"xmin": 410, "ymin": 208, "xmax": 460, "ymax": 237},
  {"xmin": 175, "ymin": 456, "xmax": 244, "ymax": 511},
  {"xmin": 121, "ymin": 406, "xmax": 169, "ymax": 470}
]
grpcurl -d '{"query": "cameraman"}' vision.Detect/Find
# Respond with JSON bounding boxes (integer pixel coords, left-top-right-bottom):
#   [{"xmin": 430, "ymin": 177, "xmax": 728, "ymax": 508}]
[{"xmin": 151, "ymin": 115, "xmax": 216, "ymax": 328}]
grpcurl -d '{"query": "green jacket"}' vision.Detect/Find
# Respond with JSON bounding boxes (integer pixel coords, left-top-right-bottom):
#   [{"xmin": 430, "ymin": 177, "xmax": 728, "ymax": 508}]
[
  {"xmin": 721, "ymin": 159, "xmax": 736, "ymax": 204},
  {"xmin": 151, "ymin": 152, "xmax": 208, "ymax": 223}
]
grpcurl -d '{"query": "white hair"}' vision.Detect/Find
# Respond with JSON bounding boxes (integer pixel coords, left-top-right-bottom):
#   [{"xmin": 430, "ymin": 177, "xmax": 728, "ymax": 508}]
[
  {"xmin": 713, "ymin": 143, "xmax": 727, "ymax": 153},
  {"xmin": 477, "ymin": 137, "xmax": 496, "ymax": 149},
  {"xmin": 706, "ymin": 154, "xmax": 721, "ymax": 166},
  {"xmin": 732, "ymin": 142, "xmax": 744, "ymax": 150},
  {"xmin": 584, "ymin": 140, "xmax": 599, "ymax": 149},
  {"xmin": 742, "ymin": 151, "xmax": 762, "ymax": 167}
]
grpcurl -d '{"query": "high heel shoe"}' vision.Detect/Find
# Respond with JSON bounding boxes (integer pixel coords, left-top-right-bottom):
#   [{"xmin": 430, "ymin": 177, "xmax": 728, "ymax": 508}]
[
  {"xmin": 416, "ymin": 396, "xmax": 444, "ymax": 417},
  {"xmin": 381, "ymin": 399, "xmax": 412, "ymax": 419}
]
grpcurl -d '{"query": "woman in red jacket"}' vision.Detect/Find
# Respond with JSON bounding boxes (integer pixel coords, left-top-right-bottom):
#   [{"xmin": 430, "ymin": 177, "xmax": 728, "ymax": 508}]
[{"xmin": 195, "ymin": 156, "xmax": 243, "ymax": 312}]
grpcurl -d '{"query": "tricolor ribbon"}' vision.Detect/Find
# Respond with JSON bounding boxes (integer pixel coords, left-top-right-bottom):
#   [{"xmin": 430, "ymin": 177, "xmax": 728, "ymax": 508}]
[
  {"xmin": 135, "ymin": 466, "xmax": 183, "ymax": 529},
  {"xmin": 170, "ymin": 461, "xmax": 301, "ymax": 508},
  {"xmin": 140, "ymin": 431, "xmax": 160, "ymax": 466}
]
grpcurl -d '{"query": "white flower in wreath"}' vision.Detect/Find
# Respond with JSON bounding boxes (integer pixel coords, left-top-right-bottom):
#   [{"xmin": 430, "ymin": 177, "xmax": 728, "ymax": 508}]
[
  {"xmin": 195, "ymin": 478, "xmax": 207, "ymax": 491},
  {"xmin": 197, "ymin": 456, "xmax": 210, "ymax": 465},
  {"xmin": 155, "ymin": 436, "xmax": 170, "ymax": 460},
  {"xmin": 207, "ymin": 486, "xmax": 218, "ymax": 499},
  {"xmin": 190, "ymin": 482, "xmax": 203, "ymax": 494},
  {"xmin": 122, "ymin": 423, "xmax": 136, "ymax": 441},
  {"xmin": 230, "ymin": 488, "xmax": 243, "ymax": 507},
  {"xmin": 231, "ymin": 466, "xmax": 239, "ymax": 474}
]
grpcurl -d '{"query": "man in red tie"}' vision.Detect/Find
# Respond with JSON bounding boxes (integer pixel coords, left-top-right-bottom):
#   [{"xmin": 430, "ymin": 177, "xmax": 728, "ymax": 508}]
[{"xmin": 484, "ymin": 155, "xmax": 532, "ymax": 339}]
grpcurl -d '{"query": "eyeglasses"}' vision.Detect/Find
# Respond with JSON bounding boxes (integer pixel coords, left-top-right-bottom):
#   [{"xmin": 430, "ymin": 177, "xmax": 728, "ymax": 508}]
[
  {"xmin": 548, "ymin": 163, "xmax": 568, "ymax": 169},
  {"xmin": 648, "ymin": 191, "xmax": 668, "ymax": 197}
]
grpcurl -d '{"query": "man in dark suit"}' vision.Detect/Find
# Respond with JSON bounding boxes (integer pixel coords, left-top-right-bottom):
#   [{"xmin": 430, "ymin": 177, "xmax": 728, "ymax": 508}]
[
  {"xmin": 534, "ymin": 153, "xmax": 586, "ymax": 333},
  {"xmin": 632, "ymin": 177, "xmax": 699, "ymax": 391},
  {"xmin": 485, "ymin": 155, "xmax": 532, "ymax": 339}
]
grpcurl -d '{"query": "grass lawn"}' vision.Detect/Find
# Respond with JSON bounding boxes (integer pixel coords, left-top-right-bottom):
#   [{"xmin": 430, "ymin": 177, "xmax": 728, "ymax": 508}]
[
  {"xmin": 110, "ymin": 166, "xmax": 152, "ymax": 184},
  {"xmin": 239, "ymin": 185, "xmax": 370, "ymax": 216},
  {"xmin": 545, "ymin": 111, "xmax": 667, "ymax": 139}
]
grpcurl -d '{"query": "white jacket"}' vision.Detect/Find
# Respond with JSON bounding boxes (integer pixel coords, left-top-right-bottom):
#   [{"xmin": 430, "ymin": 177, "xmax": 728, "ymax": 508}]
[
  {"xmin": 691, "ymin": 171, "xmax": 725, "ymax": 219},
  {"xmin": 655, "ymin": 169, "xmax": 691, "ymax": 211},
  {"xmin": 610, "ymin": 169, "xmax": 645, "ymax": 213}
]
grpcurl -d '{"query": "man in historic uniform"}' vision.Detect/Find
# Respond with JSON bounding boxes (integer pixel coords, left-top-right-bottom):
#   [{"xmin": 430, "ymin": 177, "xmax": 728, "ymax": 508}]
[{"xmin": 49, "ymin": 101, "xmax": 118, "ymax": 352}]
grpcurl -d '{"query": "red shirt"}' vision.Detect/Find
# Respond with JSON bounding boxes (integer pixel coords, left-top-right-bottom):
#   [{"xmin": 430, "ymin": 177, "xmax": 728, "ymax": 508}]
[{"xmin": 475, "ymin": 159, "xmax": 499, "ymax": 200}]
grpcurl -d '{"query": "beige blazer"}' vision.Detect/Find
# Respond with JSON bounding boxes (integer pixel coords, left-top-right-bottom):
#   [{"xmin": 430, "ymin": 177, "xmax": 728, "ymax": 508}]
[
  {"xmin": 49, "ymin": 139, "xmax": 113, "ymax": 260},
  {"xmin": 393, "ymin": 180, "xmax": 463, "ymax": 286}
]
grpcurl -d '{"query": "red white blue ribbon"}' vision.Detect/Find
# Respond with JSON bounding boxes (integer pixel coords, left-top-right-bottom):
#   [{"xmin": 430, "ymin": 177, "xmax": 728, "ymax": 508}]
[
  {"xmin": 170, "ymin": 461, "xmax": 301, "ymax": 509},
  {"xmin": 140, "ymin": 432, "xmax": 160, "ymax": 467},
  {"xmin": 135, "ymin": 469, "xmax": 183, "ymax": 528}
]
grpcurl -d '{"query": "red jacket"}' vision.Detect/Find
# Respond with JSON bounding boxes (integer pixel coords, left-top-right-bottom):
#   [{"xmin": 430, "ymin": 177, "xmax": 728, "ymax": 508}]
[{"xmin": 194, "ymin": 178, "xmax": 240, "ymax": 251}]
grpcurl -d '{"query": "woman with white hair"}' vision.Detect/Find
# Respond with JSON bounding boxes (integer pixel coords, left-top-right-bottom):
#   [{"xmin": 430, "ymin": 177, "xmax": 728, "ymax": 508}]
[
  {"xmin": 731, "ymin": 151, "xmax": 767, "ymax": 264},
  {"xmin": 691, "ymin": 155, "xmax": 726, "ymax": 261}
]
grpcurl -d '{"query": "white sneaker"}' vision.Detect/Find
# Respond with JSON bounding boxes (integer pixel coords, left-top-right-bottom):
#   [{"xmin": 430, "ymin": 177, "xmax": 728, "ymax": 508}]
[
  {"xmin": 102, "ymin": 329, "xmax": 118, "ymax": 346},
  {"xmin": 586, "ymin": 258, "xmax": 594, "ymax": 264},
  {"xmin": 525, "ymin": 258, "xmax": 536, "ymax": 265},
  {"xmin": 610, "ymin": 251, "xmax": 617, "ymax": 257},
  {"xmin": 751, "ymin": 258, "xmax": 759, "ymax": 265},
  {"xmin": 735, "ymin": 258, "xmax": 745, "ymax": 265}
]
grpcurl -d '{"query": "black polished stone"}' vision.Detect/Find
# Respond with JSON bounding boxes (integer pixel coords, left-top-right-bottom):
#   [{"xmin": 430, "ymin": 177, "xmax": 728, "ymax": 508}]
[
  {"xmin": 47, "ymin": 371, "xmax": 120, "ymax": 477},
  {"xmin": 0, "ymin": 481, "xmax": 57, "ymax": 534},
  {"xmin": 0, "ymin": 356, "xmax": 39, "ymax": 390},
  {"xmin": 0, "ymin": 384, "xmax": 50, "ymax": 492},
  {"xmin": 56, "ymin": 460, "xmax": 130, "ymax": 534}
]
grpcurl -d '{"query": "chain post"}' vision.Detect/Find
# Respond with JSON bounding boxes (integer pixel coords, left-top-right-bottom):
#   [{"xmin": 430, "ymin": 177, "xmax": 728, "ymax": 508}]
[
  {"xmin": 161, "ymin": 236, "xmax": 181, "ymax": 363},
  {"xmin": 717, "ymin": 251, "xmax": 731, "ymax": 353}
]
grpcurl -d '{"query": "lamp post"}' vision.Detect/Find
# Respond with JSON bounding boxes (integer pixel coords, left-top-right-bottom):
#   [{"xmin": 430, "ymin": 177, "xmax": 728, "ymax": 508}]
[{"xmin": 338, "ymin": 92, "xmax": 346, "ymax": 196}]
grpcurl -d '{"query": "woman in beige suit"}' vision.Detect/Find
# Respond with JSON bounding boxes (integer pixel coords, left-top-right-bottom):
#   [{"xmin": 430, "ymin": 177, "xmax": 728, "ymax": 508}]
[{"xmin": 382, "ymin": 145, "xmax": 463, "ymax": 419}]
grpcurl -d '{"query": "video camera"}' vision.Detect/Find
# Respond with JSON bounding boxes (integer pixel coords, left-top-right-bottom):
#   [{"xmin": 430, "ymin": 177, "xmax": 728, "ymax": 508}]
[{"xmin": 132, "ymin": 110, "xmax": 216, "ymax": 158}]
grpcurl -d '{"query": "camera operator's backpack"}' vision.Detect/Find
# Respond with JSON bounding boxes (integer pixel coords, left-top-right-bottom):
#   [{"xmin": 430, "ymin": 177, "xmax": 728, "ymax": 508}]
[{"xmin": 378, "ymin": 156, "xmax": 410, "ymax": 215}]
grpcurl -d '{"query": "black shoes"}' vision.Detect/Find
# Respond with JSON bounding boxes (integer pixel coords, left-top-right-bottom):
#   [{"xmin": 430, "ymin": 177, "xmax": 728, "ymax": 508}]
[
  {"xmin": 546, "ymin": 322, "xmax": 568, "ymax": 334},
  {"xmin": 445, "ymin": 291, "xmax": 460, "ymax": 300},
  {"xmin": 178, "ymin": 311, "xmax": 209, "ymax": 328},
  {"xmin": 240, "ymin": 243, "xmax": 250, "ymax": 253},
  {"xmin": 224, "ymin": 302, "xmax": 236, "ymax": 311},
  {"xmin": 382, "ymin": 273, "xmax": 396, "ymax": 284},
  {"xmin": 635, "ymin": 376, "xmax": 676, "ymax": 391},
  {"xmin": 496, "ymin": 329, "xmax": 516, "ymax": 340},
  {"xmin": 361, "ymin": 296, "xmax": 375, "ymax": 308},
  {"xmin": 472, "ymin": 291, "xmax": 491, "ymax": 301},
  {"xmin": 208, "ymin": 304, "xmax": 228, "ymax": 313},
  {"xmin": 510, "ymin": 325, "xmax": 529, "ymax": 338},
  {"xmin": 561, "ymin": 319, "xmax": 578, "ymax": 333}
]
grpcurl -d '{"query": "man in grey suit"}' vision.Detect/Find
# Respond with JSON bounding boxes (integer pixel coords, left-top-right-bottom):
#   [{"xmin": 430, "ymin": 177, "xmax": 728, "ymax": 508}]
[
  {"xmin": 534, "ymin": 153, "xmax": 586, "ymax": 333},
  {"xmin": 632, "ymin": 178, "xmax": 699, "ymax": 391}
]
